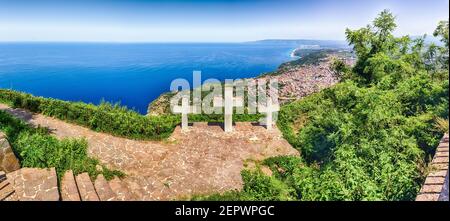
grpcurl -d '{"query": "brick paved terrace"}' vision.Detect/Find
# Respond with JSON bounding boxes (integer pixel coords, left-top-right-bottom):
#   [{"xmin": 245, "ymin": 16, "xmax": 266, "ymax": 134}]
[{"xmin": 0, "ymin": 103, "xmax": 299, "ymax": 200}]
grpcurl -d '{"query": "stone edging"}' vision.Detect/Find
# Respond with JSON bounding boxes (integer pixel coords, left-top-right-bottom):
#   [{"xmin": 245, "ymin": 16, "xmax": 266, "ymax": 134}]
[
  {"xmin": 416, "ymin": 134, "xmax": 449, "ymax": 201},
  {"xmin": 0, "ymin": 131, "xmax": 21, "ymax": 173}
]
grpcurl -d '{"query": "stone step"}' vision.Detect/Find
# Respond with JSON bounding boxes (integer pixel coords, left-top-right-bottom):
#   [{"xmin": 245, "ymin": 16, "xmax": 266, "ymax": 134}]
[
  {"xmin": 0, "ymin": 181, "xmax": 14, "ymax": 201},
  {"xmin": 108, "ymin": 177, "xmax": 137, "ymax": 201},
  {"xmin": 75, "ymin": 173, "xmax": 100, "ymax": 201},
  {"xmin": 416, "ymin": 193, "xmax": 440, "ymax": 201},
  {"xmin": 61, "ymin": 170, "xmax": 81, "ymax": 201},
  {"xmin": 5, "ymin": 168, "xmax": 59, "ymax": 201},
  {"xmin": 94, "ymin": 174, "xmax": 116, "ymax": 201},
  {"xmin": 0, "ymin": 178, "xmax": 8, "ymax": 190},
  {"xmin": 0, "ymin": 171, "xmax": 5, "ymax": 182},
  {"xmin": 416, "ymin": 134, "xmax": 449, "ymax": 201},
  {"xmin": 2, "ymin": 191, "xmax": 18, "ymax": 201},
  {"xmin": 0, "ymin": 179, "xmax": 15, "ymax": 201},
  {"xmin": 122, "ymin": 177, "xmax": 153, "ymax": 201}
]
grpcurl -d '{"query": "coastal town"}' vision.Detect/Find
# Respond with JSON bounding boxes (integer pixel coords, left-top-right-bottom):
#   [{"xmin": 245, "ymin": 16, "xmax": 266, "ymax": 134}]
[{"xmin": 147, "ymin": 48, "xmax": 355, "ymax": 115}]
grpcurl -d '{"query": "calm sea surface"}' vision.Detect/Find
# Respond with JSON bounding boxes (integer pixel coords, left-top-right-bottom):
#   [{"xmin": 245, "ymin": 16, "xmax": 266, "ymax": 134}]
[{"xmin": 0, "ymin": 43, "xmax": 297, "ymax": 114}]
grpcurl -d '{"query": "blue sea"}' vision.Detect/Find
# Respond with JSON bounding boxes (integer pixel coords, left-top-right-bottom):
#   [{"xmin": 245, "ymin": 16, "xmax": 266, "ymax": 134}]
[{"xmin": 0, "ymin": 42, "xmax": 302, "ymax": 114}]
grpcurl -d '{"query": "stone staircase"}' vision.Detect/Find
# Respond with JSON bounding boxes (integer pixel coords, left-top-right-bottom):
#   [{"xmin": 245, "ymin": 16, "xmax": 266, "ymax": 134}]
[
  {"xmin": 62, "ymin": 171, "xmax": 135, "ymax": 201},
  {"xmin": 0, "ymin": 171, "xmax": 16, "ymax": 201},
  {"xmin": 0, "ymin": 168, "xmax": 143, "ymax": 201},
  {"xmin": 62, "ymin": 171, "xmax": 150, "ymax": 201},
  {"xmin": 416, "ymin": 134, "xmax": 449, "ymax": 201},
  {"xmin": 1, "ymin": 130, "xmax": 142, "ymax": 201}
]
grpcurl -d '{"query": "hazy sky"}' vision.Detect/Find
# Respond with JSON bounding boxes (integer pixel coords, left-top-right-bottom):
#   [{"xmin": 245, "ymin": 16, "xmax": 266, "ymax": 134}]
[{"xmin": 0, "ymin": 0, "xmax": 448, "ymax": 42}]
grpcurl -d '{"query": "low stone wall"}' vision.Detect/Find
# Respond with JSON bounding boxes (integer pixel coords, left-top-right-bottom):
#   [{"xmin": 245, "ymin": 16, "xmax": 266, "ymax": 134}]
[
  {"xmin": 416, "ymin": 134, "xmax": 449, "ymax": 201},
  {"xmin": 0, "ymin": 131, "xmax": 21, "ymax": 173}
]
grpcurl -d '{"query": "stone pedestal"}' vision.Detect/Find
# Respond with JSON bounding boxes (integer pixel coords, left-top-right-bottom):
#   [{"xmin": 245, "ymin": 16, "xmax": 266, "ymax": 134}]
[
  {"xmin": 214, "ymin": 86, "xmax": 243, "ymax": 133},
  {"xmin": 258, "ymin": 98, "xmax": 280, "ymax": 131},
  {"xmin": 172, "ymin": 97, "xmax": 194, "ymax": 132}
]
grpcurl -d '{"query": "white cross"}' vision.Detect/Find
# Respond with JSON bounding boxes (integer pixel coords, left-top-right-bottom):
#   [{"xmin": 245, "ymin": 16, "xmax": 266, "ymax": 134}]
[
  {"xmin": 214, "ymin": 86, "xmax": 244, "ymax": 132},
  {"xmin": 258, "ymin": 97, "xmax": 280, "ymax": 130},
  {"xmin": 172, "ymin": 96, "xmax": 194, "ymax": 132}
]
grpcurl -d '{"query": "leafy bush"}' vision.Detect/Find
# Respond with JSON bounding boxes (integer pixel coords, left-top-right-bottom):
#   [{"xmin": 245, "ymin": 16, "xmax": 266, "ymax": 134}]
[
  {"xmin": 238, "ymin": 170, "xmax": 295, "ymax": 201},
  {"xmin": 191, "ymin": 169, "xmax": 296, "ymax": 201},
  {"xmin": 0, "ymin": 89, "xmax": 179, "ymax": 140},
  {"xmin": 435, "ymin": 117, "xmax": 449, "ymax": 133}
]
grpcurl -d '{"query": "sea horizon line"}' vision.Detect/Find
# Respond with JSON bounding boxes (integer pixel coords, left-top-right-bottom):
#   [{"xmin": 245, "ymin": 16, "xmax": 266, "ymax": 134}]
[{"xmin": 0, "ymin": 39, "xmax": 347, "ymax": 44}]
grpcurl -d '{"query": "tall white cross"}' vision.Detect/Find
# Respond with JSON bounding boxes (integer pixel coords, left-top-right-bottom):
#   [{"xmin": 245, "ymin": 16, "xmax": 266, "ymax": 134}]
[
  {"xmin": 258, "ymin": 97, "xmax": 280, "ymax": 130},
  {"xmin": 214, "ymin": 85, "xmax": 244, "ymax": 132},
  {"xmin": 172, "ymin": 96, "xmax": 194, "ymax": 132}
]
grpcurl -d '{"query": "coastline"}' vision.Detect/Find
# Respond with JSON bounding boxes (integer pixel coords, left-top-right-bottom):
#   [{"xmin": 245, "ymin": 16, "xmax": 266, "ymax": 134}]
[
  {"xmin": 147, "ymin": 48, "xmax": 353, "ymax": 116},
  {"xmin": 0, "ymin": 42, "xmax": 295, "ymax": 115},
  {"xmin": 290, "ymin": 49, "xmax": 300, "ymax": 58}
]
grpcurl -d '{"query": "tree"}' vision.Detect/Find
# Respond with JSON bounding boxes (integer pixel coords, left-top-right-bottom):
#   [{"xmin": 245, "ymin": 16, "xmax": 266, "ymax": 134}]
[
  {"xmin": 346, "ymin": 10, "xmax": 399, "ymax": 82},
  {"xmin": 434, "ymin": 21, "xmax": 449, "ymax": 49},
  {"xmin": 345, "ymin": 10, "xmax": 431, "ymax": 85},
  {"xmin": 433, "ymin": 20, "xmax": 449, "ymax": 70},
  {"xmin": 331, "ymin": 58, "xmax": 354, "ymax": 82}
]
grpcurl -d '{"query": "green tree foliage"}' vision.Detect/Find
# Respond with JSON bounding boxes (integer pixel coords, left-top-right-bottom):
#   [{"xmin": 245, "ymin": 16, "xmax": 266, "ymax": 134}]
[
  {"xmin": 331, "ymin": 58, "xmax": 353, "ymax": 81},
  {"xmin": 434, "ymin": 21, "xmax": 449, "ymax": 49},
  {"xmin": 345, "ymin": 10, "xmax": 430, "ymax": 85},
  {"xmin": 432, "ymin": 20, "xmax": 449, "ymax": 71}
]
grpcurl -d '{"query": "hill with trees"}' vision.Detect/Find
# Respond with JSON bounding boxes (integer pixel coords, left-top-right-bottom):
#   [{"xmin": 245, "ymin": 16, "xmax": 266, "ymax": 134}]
[{"xmin": 194, "ymin": 10, "xmax": 449, "ymax": 201}]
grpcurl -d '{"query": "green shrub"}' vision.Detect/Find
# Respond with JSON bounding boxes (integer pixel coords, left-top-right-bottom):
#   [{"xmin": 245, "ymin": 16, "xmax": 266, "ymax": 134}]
[
  {"xmin": 191, "ymin": 169, "xmax": 296, "ymax": 201},
  {"xmin": 238, "ymin": 170, "xmax": 296, "ymax": 201},
  {"xmin": 435, "ymin": 117, "xmax": 449, "ymax": 133},
  {"xmin": 0, "ymin": 89, "xmax": 179, "ymax": 140},
  {"xmin": 272, "ymin": 74, "xmax": 446, "ymax": 200}
]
